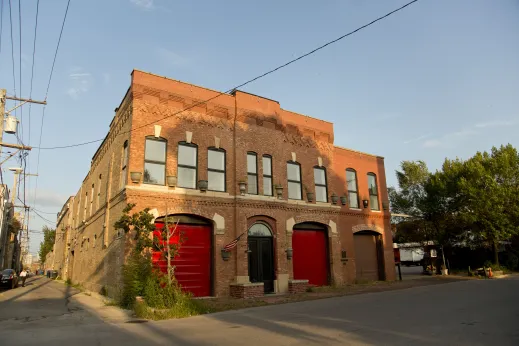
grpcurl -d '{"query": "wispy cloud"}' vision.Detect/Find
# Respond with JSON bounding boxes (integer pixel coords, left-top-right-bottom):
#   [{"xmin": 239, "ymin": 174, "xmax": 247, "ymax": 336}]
[
  {"xmin": 422, "ymin": 128, "xmax": 477, "ymax": 148},
  {"xmin": 157, "ymin": 47, "xmax": 188, "ymax": 67},
  {"xmin": 403, "ymin": 133, "xmax": 431, "ymax": 144},
  {"xmin": 474, "ymin": 120, "xmax": 517, "ymax": 128},
  {"xmin": 66, "ymin": 68, "xmax": 93, "ymax": 100},
  {"xmin": 130, "ymin": 0, "xmax": 154, "ymax": 10},
  {"xmin": 34, "ymin": 189, "xmax": 68, "ymax": 209},
  {"xmin": 423, "ymin": 119, "xmax": 518, "ymax": 148}
]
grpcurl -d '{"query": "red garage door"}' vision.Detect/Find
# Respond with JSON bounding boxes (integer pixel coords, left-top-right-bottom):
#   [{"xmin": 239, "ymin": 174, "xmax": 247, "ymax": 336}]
[
  {"xmin": 152, "ymin": 223, "xmax": 211, "ymax": 297},
  {"xmin": 292, "ymin": 228, "xmax": 328, "ymax": 286}
]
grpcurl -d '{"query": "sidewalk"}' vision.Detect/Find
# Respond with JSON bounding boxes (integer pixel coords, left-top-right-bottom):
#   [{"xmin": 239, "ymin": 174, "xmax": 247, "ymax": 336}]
[{"xmin": 50, "ymin": 279, "xmax": 134, "ymax": 324}]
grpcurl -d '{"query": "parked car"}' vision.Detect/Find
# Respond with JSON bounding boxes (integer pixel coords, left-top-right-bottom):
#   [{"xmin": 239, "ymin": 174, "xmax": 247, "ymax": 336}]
[{"xmin": 0, "ymin": 269, "xmax": 19, "ymax": 289}]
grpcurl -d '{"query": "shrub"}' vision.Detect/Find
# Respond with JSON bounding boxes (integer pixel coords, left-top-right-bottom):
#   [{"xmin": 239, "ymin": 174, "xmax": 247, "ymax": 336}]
[
  {"xmin": 502, "ymin": 252, "xmax": 519, "ymax": 271},
  {"xmin": 120, "ymin": 252, "xmax": 153, "ymax": 308}
]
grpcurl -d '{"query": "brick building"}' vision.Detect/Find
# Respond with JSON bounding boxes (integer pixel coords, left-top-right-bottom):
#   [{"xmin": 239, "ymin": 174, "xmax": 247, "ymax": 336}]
[{"xmin": 52, "ymin": 70, "xmax": 395, "ymax": 298}]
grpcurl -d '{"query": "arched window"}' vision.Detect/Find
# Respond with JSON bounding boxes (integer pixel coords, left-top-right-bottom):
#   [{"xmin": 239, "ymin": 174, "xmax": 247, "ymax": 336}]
[
  {"xmin": 177, "ymin": 141, "xmax": 197, "ymax": 188},
  {"xmin": 90, "ymin": 184, "xmax": 94, "ymax": 216},
  {"xmin": 247, "ymin": 152, "xmax": 258, "ymax": 194},
  {"xmin": 208, "ymin": 147, "xmax": 226, "ymax": 192},
  {"xmin": 367, "ymin": 173, "xmax": 379, "ymax": 210},
  {"xmin": 120, "ymin": 140, "xmax": 129, "ymax": 189},
  {"xmin": 346, "ymin": 169, "xmax": 359, "ymax": 208},
  {"xmin": 96, "ymin": 174, "xmax": 102, "ymax": 210},
  {"xmin": 144, "ymin": 137, "xmax": 167, "ymax": 185},
  {"xmin": 313, "ymin": 166, "xmax": 328, "ymax": 202},
  {"xmin": 287, "ymin": 161, "xmax": 302, "ymax": 200},
  {"xmin": 248, "ymin": 223, "xmax": 272, "ymax": 237}
]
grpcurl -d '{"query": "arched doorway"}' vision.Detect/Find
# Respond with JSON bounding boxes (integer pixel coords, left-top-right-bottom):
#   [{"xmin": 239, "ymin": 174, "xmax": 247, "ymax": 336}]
[
  {"xmin": 353, "ymin": 231, "xmax": 383, "ymax": 282},
  {"xmin": 292, "ymin": 222, "xmax": 329, "ymax": 286},
  {"xmin": 153, "ymin": 214, "xmax": 212, "ymax": 297},
  {"xmin": 247, "ymin": 223, "xmax": 274, "ymax": 293}
]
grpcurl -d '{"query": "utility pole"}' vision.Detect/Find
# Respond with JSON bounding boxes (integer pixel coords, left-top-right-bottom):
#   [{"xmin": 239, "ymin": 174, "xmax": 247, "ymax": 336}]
[
  {"xmin": 0, "ymin": 88, "xmax": 45, "ymax": 153},
  {"xmin": 0, "ymin": 89, "xmax": 5, "ymax": 144}
]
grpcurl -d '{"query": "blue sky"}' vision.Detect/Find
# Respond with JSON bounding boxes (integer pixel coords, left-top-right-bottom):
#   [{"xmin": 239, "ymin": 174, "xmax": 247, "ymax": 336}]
[{"xmin": 1, "ymin": 0, "xmax": 518, "ymax": 255}]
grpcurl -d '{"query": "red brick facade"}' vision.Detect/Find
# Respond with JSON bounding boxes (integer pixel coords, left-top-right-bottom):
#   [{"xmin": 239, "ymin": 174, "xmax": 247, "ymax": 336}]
[
  {"xmin": 53, "ymin": 70, "xmax": 395, "ymax": 298},
  {"xmin": 288, "ymin": 280, "xmax": 309, "ymax": 294}
]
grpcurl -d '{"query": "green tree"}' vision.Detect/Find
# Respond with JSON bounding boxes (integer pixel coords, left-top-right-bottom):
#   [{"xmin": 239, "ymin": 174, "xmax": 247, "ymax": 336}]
[
  {"xmin": 389, "ymin": 160, "xmax": 464, "ymax": 259},
  {"xmin": 457, "ymin": 145, "xmax": 519, "ymax": 265},
  {"xmin": 38, "ymin": 226, "xmax": 56, "ymax": 264}
]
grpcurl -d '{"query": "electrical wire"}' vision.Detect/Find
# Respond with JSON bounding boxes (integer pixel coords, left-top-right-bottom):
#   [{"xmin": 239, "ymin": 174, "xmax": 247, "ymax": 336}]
[
  {"xmin": 27, "ymin": 0, "xmax": 39, "ymax": 148},
  {"xmin": 32, "ymin": 0, "xmax": 71, "ymax": 223},
  {"xmin": 8, "ymin": 0, "xmax": 16, "ymax": 116},
  {"xmin": 35, "ymin": 0, "xmax": 420, "ymax": 151},
  {"xmin": 25, "ymin": 1, "xmax": 40, "ymax": 248},
  {"xmin": 32, "ymin": 209, "xmax": 56, "ymax": 225},
  {"xmin": 31, "ymin": 207, "xmax": 58, "ymax": 215},
  {"xmin": 44, "ymin": 0, "xmax": 70, "ymax": 100},
  {"xmin": 18, "ymin": 0, "xmax": 22, "ymax": 141}
]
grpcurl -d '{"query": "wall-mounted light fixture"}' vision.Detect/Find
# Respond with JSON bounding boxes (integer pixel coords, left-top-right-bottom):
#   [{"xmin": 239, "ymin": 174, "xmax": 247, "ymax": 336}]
[
  {"xmin": 362, "ymin": 199, "xmax": 369, "ymax": 209},
  {"xmin": 221, "ymin": 249, "xmax": 231, "ymax": 261},
  {"xmin": 286, "ymin": 248, "xmax": 293, "ymax": 260}
]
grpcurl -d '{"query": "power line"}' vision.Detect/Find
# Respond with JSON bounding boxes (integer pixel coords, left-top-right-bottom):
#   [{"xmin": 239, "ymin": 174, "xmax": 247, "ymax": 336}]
[
  {"xmin": 28, "ymin": 0, "xmax": 39, "ymax": 147},
  {"xmin": 18, "ymin": 0, "xmax": 22, "ymax": 141},
  {"xmin": 26, "ymin": 0, "xmax": 40, "ymax": 251},
  {"xmin": 33, "ymin": 209, "xmax": 56, "ymax": 225},
  {"xmin": 8, "ymin": 0, "xmax": 16, "ymax": 116},
  {"xmin": 32, "ymin": 207, "xmax": 58, "ymax": 215},
  {"xmin": 33, "ymin": 0, "xmax": 71, "ymax": 222},
  {"xmin": 35, "ymin": 0, "xmax": 420, "ymax": 151},
  {"xmin": 44, "ymin": 0, "xmax": 70, "ymax": 100}
]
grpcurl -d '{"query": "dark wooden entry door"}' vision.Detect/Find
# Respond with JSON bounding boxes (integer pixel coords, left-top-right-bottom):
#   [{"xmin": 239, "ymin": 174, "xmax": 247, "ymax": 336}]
[{"xmin": 248, "ymin": 237, "xmax": 274, "ymax": 293}]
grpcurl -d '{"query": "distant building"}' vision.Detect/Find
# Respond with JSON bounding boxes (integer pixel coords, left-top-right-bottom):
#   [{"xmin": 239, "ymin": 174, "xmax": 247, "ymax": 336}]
[
  {"xmin": 52, "ymin": 70, "xmax": 395, "ymax": 298},
  {"xmin": 23, "ymin": 253, "xmax": 33, "ymax": 267}
]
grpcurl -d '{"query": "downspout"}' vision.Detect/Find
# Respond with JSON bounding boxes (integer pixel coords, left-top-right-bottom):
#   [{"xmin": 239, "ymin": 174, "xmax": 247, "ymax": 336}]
[{"xmin": 233, "ymin": 93, "xmax": 238, "ymax": 281}]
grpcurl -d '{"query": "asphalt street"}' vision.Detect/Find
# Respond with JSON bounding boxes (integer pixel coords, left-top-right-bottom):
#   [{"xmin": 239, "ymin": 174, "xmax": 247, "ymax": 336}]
[{"xmin": 0, "ymin": 275, "xmax": 518, "ymax": 345}]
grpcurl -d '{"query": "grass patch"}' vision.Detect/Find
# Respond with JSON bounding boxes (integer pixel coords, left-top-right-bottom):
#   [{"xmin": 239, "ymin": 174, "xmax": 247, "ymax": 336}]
[
  {"xmin": 64, "ymin": 279, "xmax": 85, "ymax": 291},
  {"xmin": 134, "ymin": 300, "xmax": 210, "ymax": 320},
  {"xmin": 104, "ymin": 300, "xmax": 119, "ymax": 307}
]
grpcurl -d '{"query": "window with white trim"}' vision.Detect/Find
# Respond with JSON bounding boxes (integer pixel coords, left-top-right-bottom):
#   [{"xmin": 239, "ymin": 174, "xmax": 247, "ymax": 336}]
[
  {"xmin": 287, "ymin": 161, "xmax": 302, "ymax": 200},
  {"xmin": 247, "ymin": 152, "xmax": 258, "ymax": 194},
  {"xmin": 346, "ymin": 169, "xmax": 359, "ymax": 208},
  {"xmin": 367, "ymin": 173, "xmax": 379, "ymax": 210},
  {"xmin": 313, "ymin": 167, "xmax": 328, "ymax": 202},
  {"xmin": 262, "ymin": 155, "xmax": 273, "ymax": 196},
  {"xmin": 208, "ymin": 148, "xmax": 225, "ymax": 192},
  {"xmin": 144, "ymin": 138, "xmax": 166, "ymax": 185},
  {"xmin": 177, "ymin": 142, "xmax": 197, "ymax": 188}
]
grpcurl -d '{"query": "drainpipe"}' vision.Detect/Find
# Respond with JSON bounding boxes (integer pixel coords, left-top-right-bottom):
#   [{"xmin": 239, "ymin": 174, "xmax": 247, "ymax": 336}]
[{"xmin": 233, "ymin": 94, "xmax": 238, "ymax": 281}]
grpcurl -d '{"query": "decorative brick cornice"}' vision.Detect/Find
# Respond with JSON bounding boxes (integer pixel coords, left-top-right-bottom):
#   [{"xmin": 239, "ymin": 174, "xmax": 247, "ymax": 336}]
[
  {"xmin": 126, "ymin": 193, "xmax": 389, "ymax": 220},
  {"xmin": 91, "ymin": 101, "xmax": 132, "ymax": 172}
]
